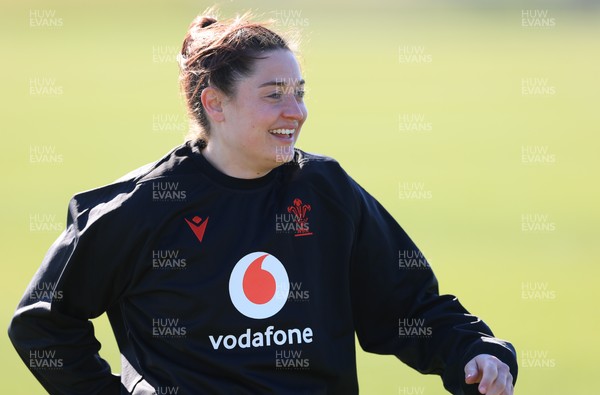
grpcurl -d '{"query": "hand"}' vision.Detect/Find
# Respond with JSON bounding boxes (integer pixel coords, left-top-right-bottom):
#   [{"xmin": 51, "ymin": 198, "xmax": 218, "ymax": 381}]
[{"xmin": 464, "ymin": 354, "xmax": 514, "ymax": 395}]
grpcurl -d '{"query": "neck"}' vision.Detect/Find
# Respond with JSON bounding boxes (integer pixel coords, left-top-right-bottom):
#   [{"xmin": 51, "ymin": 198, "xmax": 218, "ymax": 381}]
[{"xmin": 202, "ymin": 141, "xmax": 272, "ymax": 179}]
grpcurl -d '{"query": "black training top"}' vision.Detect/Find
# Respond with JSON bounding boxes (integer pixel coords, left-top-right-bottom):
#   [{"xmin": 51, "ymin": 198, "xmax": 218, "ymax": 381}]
[{"xmin": 9, "ymin": 141, "xmax": 517, "ymax": 395}]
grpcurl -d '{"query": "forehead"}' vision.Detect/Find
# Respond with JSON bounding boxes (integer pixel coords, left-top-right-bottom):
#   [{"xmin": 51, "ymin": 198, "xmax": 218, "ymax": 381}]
[{"xmin": 246, "ymin": 49, "xmax": 303, "ymax": 85}]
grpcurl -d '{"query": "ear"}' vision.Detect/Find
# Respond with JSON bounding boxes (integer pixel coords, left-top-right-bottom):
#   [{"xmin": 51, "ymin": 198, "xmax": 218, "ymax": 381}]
[{"xmin": 200, "ymin": 87, "xmax": 225, "ymax": 123}]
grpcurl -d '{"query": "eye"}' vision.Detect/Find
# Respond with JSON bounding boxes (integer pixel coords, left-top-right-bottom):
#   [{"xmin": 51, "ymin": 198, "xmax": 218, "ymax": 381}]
[
  {"xmin": 267, "ymin": 91, "xmax": 283, "ymax": 99},
  {"xmin": 295, "ymin": 90, "xmax": 305, "ymax": 99}
]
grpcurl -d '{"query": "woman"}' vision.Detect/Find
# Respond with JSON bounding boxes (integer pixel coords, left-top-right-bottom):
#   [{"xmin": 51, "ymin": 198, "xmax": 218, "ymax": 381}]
[{"xmin": 9, "ymin": 12, "xmax": 517, "ymax": 395}]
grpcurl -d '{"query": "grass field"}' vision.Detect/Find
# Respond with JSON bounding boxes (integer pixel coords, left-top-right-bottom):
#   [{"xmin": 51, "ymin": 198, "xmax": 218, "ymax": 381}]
[{"xmin": 1, "ymin": 1, "xmax": 599, "ymax": 393}]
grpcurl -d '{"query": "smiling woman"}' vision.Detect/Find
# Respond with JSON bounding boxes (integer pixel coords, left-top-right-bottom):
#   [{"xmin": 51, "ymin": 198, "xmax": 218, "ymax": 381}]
[
  {"xmin": 9, "ymin": 9, "xmax": 517, "ymax": 395},
  {"xmin": 178, "ymin": 13, "xmax": 307, "ymax": 178},
  {"xmin": 200, "ymin": 49, "xmax": 306, "ymax": 178}
]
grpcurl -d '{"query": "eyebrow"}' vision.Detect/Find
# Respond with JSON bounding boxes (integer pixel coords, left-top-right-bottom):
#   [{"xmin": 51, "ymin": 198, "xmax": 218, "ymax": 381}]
[{"xmin": 258, "ymin": 79, "xmax": 305, "ymax": 88}]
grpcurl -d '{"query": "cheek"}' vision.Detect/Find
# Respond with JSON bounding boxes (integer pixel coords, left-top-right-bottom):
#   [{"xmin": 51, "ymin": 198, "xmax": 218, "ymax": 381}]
[{"xmin": 248, "ymin": 105, "xmax": 281, "ymax": 130}]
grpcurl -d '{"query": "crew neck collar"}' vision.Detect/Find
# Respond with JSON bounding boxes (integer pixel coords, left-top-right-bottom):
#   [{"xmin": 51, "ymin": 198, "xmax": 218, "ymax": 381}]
[{"xmin": 188, "ymin": 140, "xmax": 281, "ymax": 190}]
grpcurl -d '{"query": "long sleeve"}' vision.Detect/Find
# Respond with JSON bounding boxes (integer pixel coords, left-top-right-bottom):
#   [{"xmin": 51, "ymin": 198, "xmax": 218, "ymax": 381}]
[
  {"xmin": 8, "ymin": 184, "xmax": 141, "ymax": 395},
  {"xmin": 348, "ymin": 180, "xmax": 518, "ymax": 395}
]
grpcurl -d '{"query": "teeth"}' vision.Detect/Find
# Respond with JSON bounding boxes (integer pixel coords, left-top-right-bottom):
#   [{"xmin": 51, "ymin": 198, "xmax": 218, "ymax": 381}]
[{"xmin": 269, "ymin": 128, "xmax": 295, "ymax": 135}]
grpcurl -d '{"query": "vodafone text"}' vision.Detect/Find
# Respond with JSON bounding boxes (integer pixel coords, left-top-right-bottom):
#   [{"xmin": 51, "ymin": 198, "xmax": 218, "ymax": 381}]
[{"xmin": 209, "ymin": 326, "xmax": 313, "ymax": 350}]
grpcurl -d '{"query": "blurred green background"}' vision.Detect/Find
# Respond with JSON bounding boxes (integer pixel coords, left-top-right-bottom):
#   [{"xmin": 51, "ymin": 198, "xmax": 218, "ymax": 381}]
[{"xmin": 1, "ymin": 0, "xmax": 598, "ymax": 393}]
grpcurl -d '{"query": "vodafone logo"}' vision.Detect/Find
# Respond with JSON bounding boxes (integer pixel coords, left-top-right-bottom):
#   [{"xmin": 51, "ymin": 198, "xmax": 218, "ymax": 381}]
[
  {"xmin": 229, "ymin": 252, "xmax": 289, "ymax": 319},
  {"xmin": 210, "ymin": 252, "xmax": 312, "ymax": 351}
]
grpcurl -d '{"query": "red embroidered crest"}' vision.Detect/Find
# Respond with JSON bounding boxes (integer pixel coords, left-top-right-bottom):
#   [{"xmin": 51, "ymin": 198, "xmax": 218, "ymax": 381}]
[{"xmin": 287, "ymin": 198, "xmax": 313, "ymax": 237}]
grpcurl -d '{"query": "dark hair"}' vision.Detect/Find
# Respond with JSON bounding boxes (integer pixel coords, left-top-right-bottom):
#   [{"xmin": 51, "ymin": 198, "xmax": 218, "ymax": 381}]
[{"xmin": 178, "ymin": 11, "xmax": 290, "ymax": 144}]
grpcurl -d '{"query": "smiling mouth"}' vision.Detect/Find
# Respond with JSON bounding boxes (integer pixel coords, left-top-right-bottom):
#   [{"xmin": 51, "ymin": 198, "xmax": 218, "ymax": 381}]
[{"xmin": 269, "ymin": 128, "xmax": 295, "ymax": 138}]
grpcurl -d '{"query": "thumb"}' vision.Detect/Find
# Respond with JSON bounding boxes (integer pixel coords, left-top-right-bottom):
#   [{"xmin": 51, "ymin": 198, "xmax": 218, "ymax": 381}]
[{"xmin": 464, "ymin": 358, "xmax": 481, "ymax": 384}]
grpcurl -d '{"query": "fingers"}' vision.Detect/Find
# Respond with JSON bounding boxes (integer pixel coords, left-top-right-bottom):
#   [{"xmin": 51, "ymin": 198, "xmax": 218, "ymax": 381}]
[
  {"xmin": 464, "ymin": 358, "xmax": 482, "ymax": 384},
  {"xmin": 477, "ymin": 357, "xmax": 498, "ymax": 394},
  {"xmin": 464, "ymin": 354, "xmax": 514, "ymax": 395},
  {"xmin": 484, "ymin": 359, "xmax": 513, "ymax": 395},
  {"xmin": 490, "ymin": 365, "xmax": 513, "ymax": 395},
  {"xmin": 503, "ymin": 374, "xmax": 514, "ymax": 395}
]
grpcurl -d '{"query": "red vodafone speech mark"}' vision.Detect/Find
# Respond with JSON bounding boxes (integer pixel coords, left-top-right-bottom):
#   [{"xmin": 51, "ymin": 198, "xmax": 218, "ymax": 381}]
[{"xmin": 242, "ymin": 254, "xmax": 276, "ymax": 304}]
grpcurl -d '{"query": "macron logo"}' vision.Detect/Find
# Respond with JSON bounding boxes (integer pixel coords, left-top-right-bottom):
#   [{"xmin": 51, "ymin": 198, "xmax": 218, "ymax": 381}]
[{"xmin": 185, "ymin": 216, "xmax": 209, "ymax": 243}]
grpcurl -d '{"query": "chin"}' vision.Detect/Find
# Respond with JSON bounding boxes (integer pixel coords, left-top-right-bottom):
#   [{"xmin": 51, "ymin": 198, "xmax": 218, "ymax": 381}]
[{"xmin": 269, "ymin": 145, "xmax": 296, "ymax": 166}]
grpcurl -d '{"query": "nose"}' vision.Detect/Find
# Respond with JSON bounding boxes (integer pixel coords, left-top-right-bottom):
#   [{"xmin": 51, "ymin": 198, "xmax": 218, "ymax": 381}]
[{"xmin": 282, "ymin": 95, "xmax": 305, "ymax": 122}]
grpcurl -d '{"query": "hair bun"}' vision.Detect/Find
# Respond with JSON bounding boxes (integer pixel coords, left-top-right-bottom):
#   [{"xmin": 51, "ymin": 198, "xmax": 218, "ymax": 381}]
[{"xmin": 197, "ymin": 16, "xmax": 217, "ymax": 28}]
